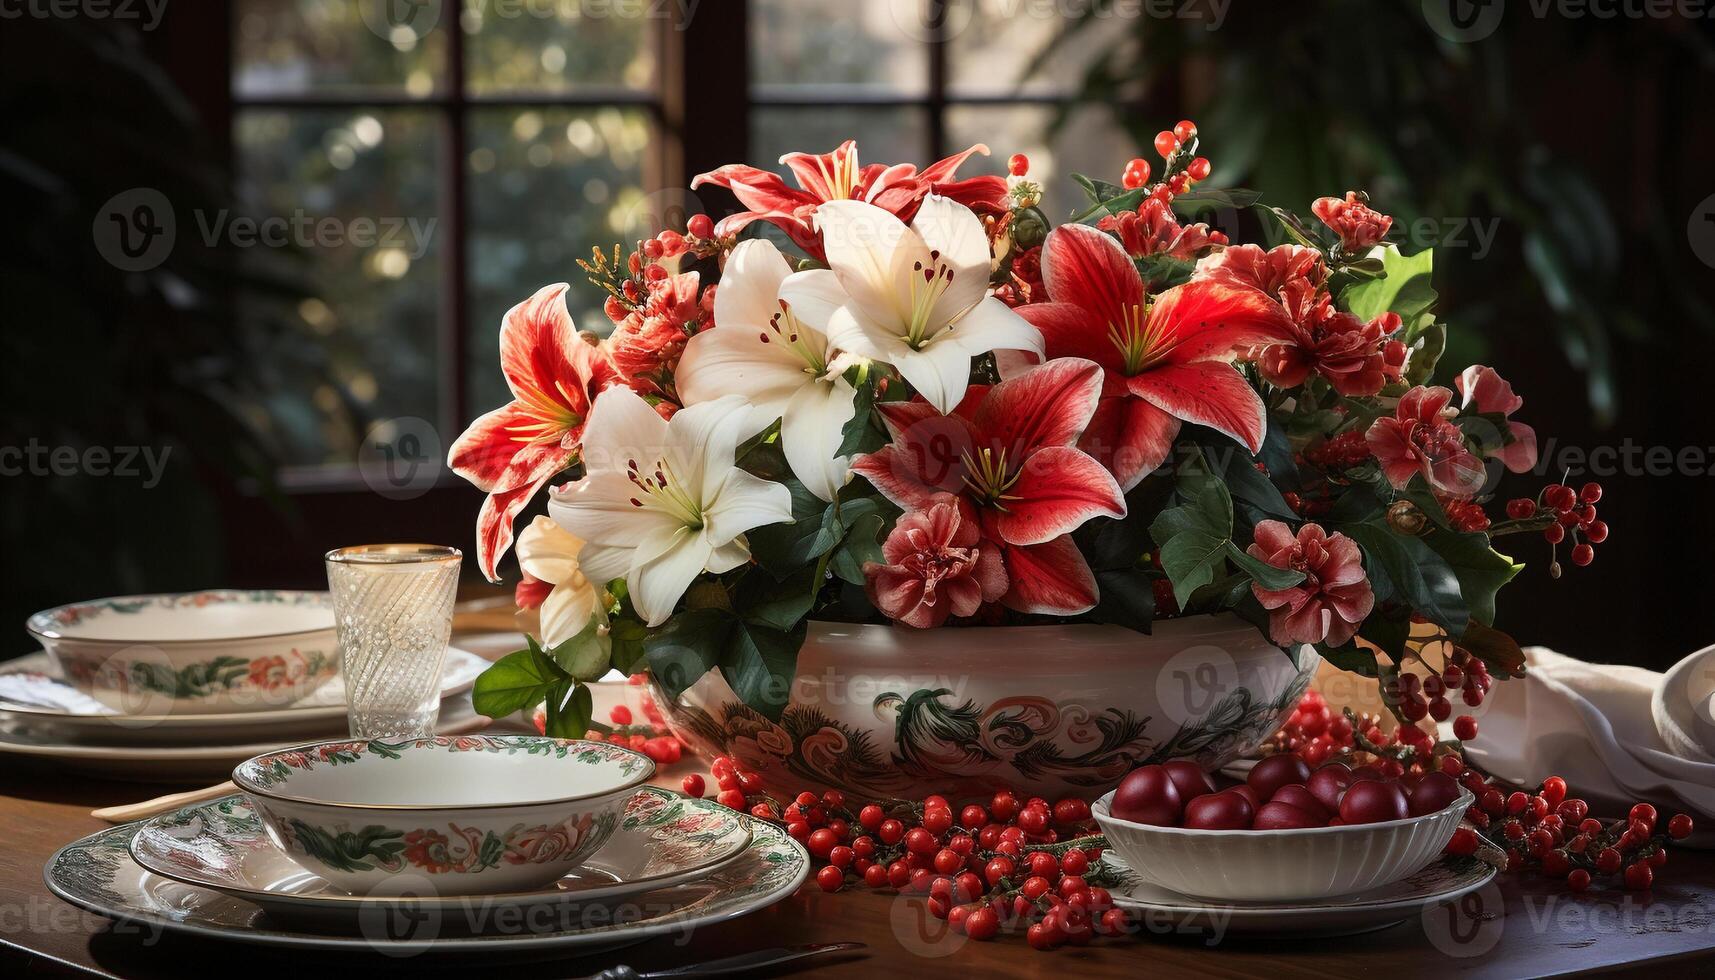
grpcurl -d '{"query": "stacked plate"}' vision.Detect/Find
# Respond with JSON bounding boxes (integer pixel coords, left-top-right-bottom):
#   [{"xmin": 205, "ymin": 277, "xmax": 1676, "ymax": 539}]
[
  {"xmin": 0, "ymin": 590, "xmax": 487, "ymax": 781},
  {"xmin": 46, "ymin": 736, "xmax": 809, "ymax": 953}
]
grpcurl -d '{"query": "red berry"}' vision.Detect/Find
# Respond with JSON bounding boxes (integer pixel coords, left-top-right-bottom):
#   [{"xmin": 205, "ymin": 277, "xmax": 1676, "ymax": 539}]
[
  {"xmin": 863, "ymin": 863, "xmax": 886, "ymax": 888},
  {"xmin": 806, "ymin": 828, "xmax": 839, "ymax": 859},
  {"xmin": 905, "ymin": 828, "xmax": 938, "ymax": 855},
  {"xmin": 1027, "ymin": 851, "xmax": 1060, "ymax": 879},
  {"xmin": 1454, "ymin": 715, "xmax": 1479, "ymax": 741},
  {"xmin": 932, "ymin": 848, "xmax": 961, "ymax": 875},
  {"xmin": 1059, "ymin": 849, "xmax": 1090, "ymax": 877},
  {"xmin": 984, "ymin": 857, "xmax": 1015, "ymax": 886},
  {"xmin": 1506, "ymin": 498, "xmax": 1537, "ymax": 519},
  {"xmin": 1544, "ymin": 524, "xmax": 1566, "ymax": 544},
  {"xmin": 716, "ymin": 789, "xmax": 746, "ymax": 809},
  {"xmin": 1052, "ymin": 797, "xmax": 1091, "ymax": 825},
  {"xmin": 1172, "ymin": 119, "xmax": 1198, "ymax": 142},
  {"xmin": 1580, "ymin": 482, "xmax": 1603, "ymax": 503},
  {"xmin": 1446, "ymin": 827, "xmax": 1479, "ymax": 856},
  {"xmin": 858, "ymin": 804, "xmax": 884, "ymax": 831},
  {"xmin": 1669, "ymin": 814, "xmax": 1695, "ymax": 839},
  {"xmin": 680, "ymin": 774, "xmax": 705, "ymax": 798},
  {"xmin": 1631, "ymin": 803, "xmax": 1658, "ymax": 830},
  {"xmin": 686, "ymin": 213, "xmax": 714, "ymax": 239},
  {"xmin": 959, "ymin": 804, "xmax": 987, "ymax": 829},
  {"xmin": 1585, "ymin": 520, "xmax": 1609, "ymax": 543},
  {"xmin": 1567, "ymin": 869, "xmax": 1591, "ymax": 892},
  {"xmin": 1624, "ymin": 862, "xmax": 1654, "ymax": 890},
  {"xmin": 990, "ymin": 792, "xmax": 1020, "ymax": 822},
  {"xmin": 1597, "ymin": 847, "xmax": 1623, "ymax": 874},
  {"xmin": 1186, "ymin": 157, "xmax": 1211, "ymax": 181},
  {"xmin": 887, "ymin": 860, "xmax": 910, "ymax": 888},
  {"xmin": 1027, "ymin": 922, "xmax": 1056, "ymax": 950},
  {"xmin": 1020, "ymin": 875, "xmax": 1052, "ymax": 900},
  {"xmin": 922, "ymin": 806, "xmax": 954, "ymax": 836},
  {"xmin": 965, "ymin": 906, "xmax": 999, "ymax": 941},
  {"xmin": 1121, "ymin": 158, "xmax": 1151, "ymax": 190},
  {"xmin": 1570, "ymin": 543, "xmax": 1594, "ymax": 566},
  {"xmin": 955, "ymin": 871, "xmax": 985, "ymax": 902},
  {"xmin": 1017, "ymin": 806, "xmax": 1050, "ymax": 835},
  {"xmin": 878, "ymin": 819, "xmax": 904, "ymax": 845},
  {"xmin": 816, "ymin": 865, "xmax": 843, "ymax": 892},
  {"xmin": 1153, "ymin": 131, "xmax": 1180, "ymax": 158},
  {"xmin": 1007, "ymin": 153, "xmax": 1030, "ymax": 176}
]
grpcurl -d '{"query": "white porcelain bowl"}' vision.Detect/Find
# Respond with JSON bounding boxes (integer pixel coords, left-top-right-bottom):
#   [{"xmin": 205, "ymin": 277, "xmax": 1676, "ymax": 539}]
[
  {"xmin": 231, "ymin": 735, "xmax": 654, "ymax": 895},
  {"xmin": 26, "ymin": 590, "xmax": 339, "ymax": 715},
  {"xmin": 1091, "ymin": 785, "xmax": 1473, "ymax": 902}
]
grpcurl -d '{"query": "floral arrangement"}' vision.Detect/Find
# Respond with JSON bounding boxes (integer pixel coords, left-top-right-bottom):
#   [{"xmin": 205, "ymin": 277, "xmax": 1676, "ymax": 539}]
[{"xmin": 454, "ymin": 121, "xmax": 1605, "ymax": 735}]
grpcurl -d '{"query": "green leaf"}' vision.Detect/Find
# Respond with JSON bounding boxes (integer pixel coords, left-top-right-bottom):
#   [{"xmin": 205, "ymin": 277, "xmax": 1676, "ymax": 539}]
[
  {"xmin": 1337, "ymin": 523, "xmax": 1467, "ymax": 634},
  {"xmin": 1357, "ymin": 609, "xmax": 1413, "ymax": 660},
  {"xmin": 1158, "ymin": 530, "xmax": 1227, "ymax": 608},
  {"xmin": 1460, "ymin": 620, "xmax": 1526, "ymax": 678},
  {"xmin": 1196, "ymin": 432, "xmax": 1296, "ymax": 529},
  {"xmin": 643, "ymin": 609, "xmax": 731, "ymax": 701},
  {"xmin": 542, "ymin": 681, "xmax": 593, "ymax": 738},
  {"xmin": 1224, "ymin": 540, "xmax": 1305, "ymax": 591},
  {"xmin": 835, "ymin": 383, "xmax": 886, "ymax": 458},
  {"xmin": 1169, "ymin": 187, "xmax": 1262, "ymax": 215},
  {"xmin": 607, "ymin": 614, "xmax": 650, "ymax": 676},
  {"xmin": 1091, "ymin": 567, "xmax": 1156, "ymax": 632},
  {"xmin": 1342, "ymin": 244, "xmax": 1437, "ymax": 324},
  {"xmin": 471, "ymin": 642, "xmax": 567, "ymax": 719},
  {"xmin": 546, "ymin": 614, "xmax": 611, "ymax": 682},
  {"xmin": 1421, "ymin": 531, "xmax": 1522, "ymax": 628},
  {"xmin": 829, "ymin": 512, "xmax": 886, "ymax": 585},
  {"xmin": 732, "ymin": 566, "xmax": 818, "ymax": 633},
  {"xmin": 746, "ymin": 480, "xmax": 837, "ymax": 579},
  {"xmin": 1316, "ymin": 640, "xmax": 1380, "ymax": 677},
  {"xmin": 1076, "ymin": 472, "xmax": 1174, "ymax": 571},
  {"xmin": 718, "ymin": 619, "xmax": 805, "ymax": 722}
]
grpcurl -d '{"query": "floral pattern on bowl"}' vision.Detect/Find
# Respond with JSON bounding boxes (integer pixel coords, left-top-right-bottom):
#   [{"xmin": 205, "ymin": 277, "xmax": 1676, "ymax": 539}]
[
  {"xmin": 232, "ymin": 735, "xmax": 654, "ymax": 895},
  {"xmin": 27, "ymin": 590, "xmax": 339, "ymax": 715}
]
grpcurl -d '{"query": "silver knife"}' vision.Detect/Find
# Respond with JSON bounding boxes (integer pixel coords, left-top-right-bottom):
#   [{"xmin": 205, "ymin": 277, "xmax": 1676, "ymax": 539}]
[{"xmin": 579, "ymin": 942, "xmax": 866, "ymax": 979}]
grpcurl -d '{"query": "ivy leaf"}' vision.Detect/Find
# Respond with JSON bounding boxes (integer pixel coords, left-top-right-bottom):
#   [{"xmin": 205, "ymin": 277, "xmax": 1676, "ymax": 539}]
[
  {"xmin": 829, "ymin": 512, "xmax": 886, "ymax": 585},
  {"xmin": 1092, "ymin": 567, "xmax": 1156, "ymax": 633},
  {"xmin": 835, "ymin": 383, "xmax": 886, "ymax": 458},
  {"xmin": 1169, "ymin": 187, "xmax": 1263, "ymax": 215},
  {"xmin": 1158, "ymin": 530, "xmax": 1227, "ymax": 608},
  {"xmin": 746, "ymin": 480, "xmax": 839, "ymax": 579},
  {"xmin": 1337, "ymin": 523, "xmax": 1467, "ymax": 634},
  {"xmin": 1342, "ymin": 245, "xmax": 1437, "ymax": 324},
  {"xmin": 1316, "ymin": 640, "xmax": 1380, "ymax": 677},
  {"xmin": 643, "ymin": 609, "xmax": 731, "ymax": 701},
  {"xmin": 1195, "ymin": 431, "xmax": 1297, "ymax": 530},
  {"xmin": 607, "ymin": 613, "xmax": 650, "ymax": 676},
  {"xmin": 1422, "ymin": 531, "xmax": 1522, "ymax": 628},
  {"xmin": 1460, "ymin": 620, "xmax": 1526, "ymax": 678},
  {"xmin": 545, "ymin": 614, "xmax": 611, "ymax": 682},
  {"xmin": 731, "ymin": 566, "xmax": 818, "ymax": 633},
  {"xmin": 718, "ymin": 619, "xmax": 805, "ymax": 722},
  {"xmin": 1223, "ymin": 540, "xmax": 1305, "ymax": 591},
  {"xmin": 542, "ymin": 680, "xmax": 593, "ymax": 738},
  {"xmin": 470, "ymin": 639, "xmax": 567, "ymax": 719}
]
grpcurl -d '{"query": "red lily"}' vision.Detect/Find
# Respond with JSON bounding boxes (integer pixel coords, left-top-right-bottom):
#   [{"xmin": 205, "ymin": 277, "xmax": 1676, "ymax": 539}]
[
  {"xmin": 449, "ymin": 283, "xmax": 620, "ymax": 582},
  {"xmin": 690, "ymin": 141, "xmax": 1008, "ymax": 260},
  {"xmin": 1007, "ymin": 224, "xmax": 1294, "ymax": 490},
  {"xmin": 851, "ymin": 357, "xmax": 1126, "ymax": 616}
]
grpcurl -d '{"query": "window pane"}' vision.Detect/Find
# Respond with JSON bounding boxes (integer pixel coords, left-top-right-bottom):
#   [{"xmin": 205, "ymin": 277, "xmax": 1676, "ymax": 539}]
[
  {"xmin": 751, "ymin": 0, "xmax": 927, "ymax": 97},
  {"xmin": 233, "ymin": 0, "xmax": 446, "ymax": 97},
  {"xmin": 234, "ymin": 110, "xmax": 442, "ymax": 465},
  {"xmin": 946, "ymin": 104, "xmax": 1136, "ymax": 220},
  {"xmin": 463, "ymin": 3, "xmax": 658, "ymax": 95},
  {"xmin": 466, "ymin": 108, "xmax": 651, "ymax": 413},
  {"xmin": 752, "ymin": 106, "xmax": 929, "ymax": 181},
  {"xmin": 948, "ymin": 1, "xmax": 1134, "ymax": 98}
]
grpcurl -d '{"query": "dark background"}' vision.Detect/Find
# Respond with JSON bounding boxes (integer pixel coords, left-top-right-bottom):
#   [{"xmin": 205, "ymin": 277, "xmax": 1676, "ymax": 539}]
[{"xmin": 2, "ymin": 1, "xmax": 1712, "ymax": 668}]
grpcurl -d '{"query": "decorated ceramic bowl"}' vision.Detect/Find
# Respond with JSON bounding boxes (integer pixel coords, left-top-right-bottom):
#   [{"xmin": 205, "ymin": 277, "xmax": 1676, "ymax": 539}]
[
  {"xmin": 231, "ymin": 735, "xmax": 655, "ymax": 896},
  {"xmin": 652, "ymin": 615, "xmax": 1319, "ymax": 801},
  {"xmin": 1091, "ymin": 785, "xmax": 1474, "ymax": 902},
  {"xmin": 26, "ymin": 591, "xmax": 339, "ymax": 715}
]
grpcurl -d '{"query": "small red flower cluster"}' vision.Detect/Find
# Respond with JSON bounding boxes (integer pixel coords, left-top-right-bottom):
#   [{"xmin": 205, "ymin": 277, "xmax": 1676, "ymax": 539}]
[{"xmin": 693, "ymin": 756, "xmax": 1134, "ymax": 951}]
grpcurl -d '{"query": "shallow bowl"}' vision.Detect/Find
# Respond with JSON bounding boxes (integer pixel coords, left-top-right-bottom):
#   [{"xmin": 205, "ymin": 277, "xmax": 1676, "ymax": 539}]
[
  {"xmin": 1091, "ymin": 785, "xmax": 1473, "ymax": 902},
  {"xmin": 27, "ymin": 590, "xmax": 339, "ymax": 715},
  {"xmin": 231, "ymin": 734, "xmax": 654, "ymax": 895}
]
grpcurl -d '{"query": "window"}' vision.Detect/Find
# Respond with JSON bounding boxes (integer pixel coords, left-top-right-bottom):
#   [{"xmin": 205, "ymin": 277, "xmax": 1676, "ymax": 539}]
[
  {"xmin": 230, "ymin": 0, "xmax": 670, "ymax": 471},
  {"xmin": 747, "ymin": 0, "xmax": 1134, "ymax": 219}
]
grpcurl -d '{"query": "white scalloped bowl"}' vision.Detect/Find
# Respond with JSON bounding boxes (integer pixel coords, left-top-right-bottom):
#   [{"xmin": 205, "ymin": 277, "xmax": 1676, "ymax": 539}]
[{"xmin": 1091, "ymin": 785, "xmax": 1473, "ymax": 902}]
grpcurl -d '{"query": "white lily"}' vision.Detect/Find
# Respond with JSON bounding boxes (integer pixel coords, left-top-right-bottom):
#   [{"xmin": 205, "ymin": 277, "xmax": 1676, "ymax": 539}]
[
  {"xmin": 514, "ymin": 515, "xmax": 607, "ymax": 649},
  {"xmin": 817, "ymin": 195, "xmax": 1042, "ymax": 413},
  {"xmin": 676, "ymin": 239, "xmax": 857, "ymax": 502},
  {"xmin": 547, "ymin": 387, "xmax": 794, "ymax": 627}
]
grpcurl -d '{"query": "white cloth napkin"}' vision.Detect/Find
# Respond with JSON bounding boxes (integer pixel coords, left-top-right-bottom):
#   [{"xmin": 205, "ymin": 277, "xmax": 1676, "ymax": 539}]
[{"xmin": 1464, "ymin": 646, "xmax": 1715, "ymax": 822}]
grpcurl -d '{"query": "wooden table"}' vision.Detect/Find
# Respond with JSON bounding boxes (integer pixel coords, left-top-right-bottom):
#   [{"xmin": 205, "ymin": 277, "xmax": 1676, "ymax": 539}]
[{"xmin": 5, "ymin": 764, "xmax": 1715, "ymax": 979}]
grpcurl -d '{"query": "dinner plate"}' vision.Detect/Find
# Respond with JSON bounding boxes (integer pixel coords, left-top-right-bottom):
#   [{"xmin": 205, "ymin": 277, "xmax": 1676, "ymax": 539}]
[
  {"xmin": 0, "ymin": 648, "xmax": 485, "ymax": 745},
  {"xmin": 1652, "ymin": 644, "xmax": 1715, "ymax": 763},
  {"xmin": 46, "ymin": 807, "xmax": 807, "ymax": 953},
  {"xmin": 0, "ymin": 700, "xmax": 488, "ymax": 783},
  {"xmin": 128, "ymin": 788, "xmax": 751, "ymax": 923},
  {"xmin": 1099, "ymin": 850, "xmax": 1497, "ymax": 937}
]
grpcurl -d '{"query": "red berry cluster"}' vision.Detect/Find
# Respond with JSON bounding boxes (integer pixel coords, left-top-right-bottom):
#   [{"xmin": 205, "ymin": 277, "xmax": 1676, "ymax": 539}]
[
  {"xmin": 1121, "ymin": 119, "xmax": 1209, "ymax": 197},
  {"xmin": 1447, "ymin": 771, "xmax": 1693, "ymax": 891},
  {"xmin": 1266, "ymin": 688, "xmax": 1382, "ymax": 765},
  {"xmin": 690, "ymin": 756, "xmax": 1132, "ymax": 950},
  {"xmin": 535, "ymin": 677, "xmax": 688, "ymax": 764},
  {"xmin": 1503, "ymin": 481, "xmax": 1607, "ymax": 575}
]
